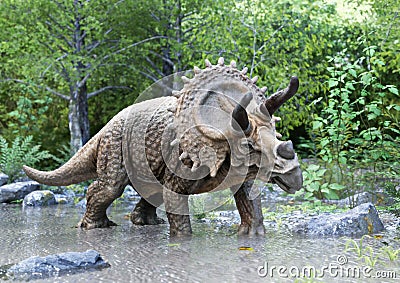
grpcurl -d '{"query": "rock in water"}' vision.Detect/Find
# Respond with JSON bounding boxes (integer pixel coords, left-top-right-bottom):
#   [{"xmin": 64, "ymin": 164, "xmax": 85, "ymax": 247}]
[
  {"xmin": 293, "ymin": 202, "xmax": 384, "ymax": 236},
  {"xmin": 0, "ymin": 181, "xmax": 40, "ymax": 203},
  {"xmin": 23, "ymin": 190, "xmax": 57, "ymax": 206},
  {"xmin": 6, "ymin": 250, "xmax": 110, "ymax": 280},
  {"xmin": 0, "ymin": 173, "xmax": 9, "ymax": 186}
]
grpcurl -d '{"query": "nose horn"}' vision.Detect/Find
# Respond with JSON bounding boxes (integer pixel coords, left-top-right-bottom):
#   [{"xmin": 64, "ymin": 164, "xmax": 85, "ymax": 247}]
[{"xmin": 277, "ymin": 141, "xmax": 295, "ymax": 159}]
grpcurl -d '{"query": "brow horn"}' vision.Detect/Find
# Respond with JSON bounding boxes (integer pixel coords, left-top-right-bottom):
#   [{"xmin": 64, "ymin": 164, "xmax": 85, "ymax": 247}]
[
  {"xmin": 265, "ymin": 76, "xmax": 299, "ymax": 115},
  {"xmin": 232, "ymin": 92, "xmax": 253, "ymax": 134}
]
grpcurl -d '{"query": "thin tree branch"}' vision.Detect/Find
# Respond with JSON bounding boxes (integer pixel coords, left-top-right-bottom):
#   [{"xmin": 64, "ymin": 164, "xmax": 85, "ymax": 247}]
[
  {"xmin": 44, "ymin": 85, "xmax": 69, "ymax": 100},
  {"xmin": 381, "ymin": 11, "xmax": 398, "ymax": 47},
  {"xmin": 148, "ymin": 50, "xmax": 175, "ymax": 68},
  {"xmin": 100, "ymin": 35, "xmax": 167, "ymax": 62},
  {"xmin": 105, "ymin": 0, "xmax": 125, "ymax": 16},
  {"xmin": 48, "ymin": 14, "xmax": 73, "ymax": 32},
  {"xmin": 2, "ymin": 79, "xmax": 69, "ymax": 100},
  {"xmin": 258, "ymin": 23, "xmax": 286, "ymax": 53},
  {"xmin": 143, "ymin": 66, "xmax": 162, "ymax": 79},
  {"xmin": 86, "ymin": 40, "xmax": 102, "ymax": 53},
  {"xmin": 139, "ymin": 71, "xmax": 159, "ymax": 82},
  {"xmin": 91, "ymin": 28, "xmax": 113, "ymax": 50},
  {"xmin": 240, "ymin": 19, "xmax": 257, "ymax": 77},
  {"xmin": 150, "ymin": 11, "xmax": 161, "ymax": 21},
  {"xmin": 145, "ymin": 56, "xmax": 165, "ymax": 77},
  {"xmin": 183, "ymin": 11, "xmax": 196, "ymax": 18},
  {"xmin": 45, "ymin": 21, "xmax": 74, "ymax": 48},
  {"xmin": 183, "ymin": 23, "xmax": 206, "ymax": 36},
  {"xmin": 87, "ymin": 85, "xmax": 132, "ymax": 98},
  {"xmin": 79, "ymin": 36, "xmax": 167, "ymax": 88},
  {"xmin": 79, "ymin": 30, "xmax": 87, "ymax": 42},
  {"xmin": 41, "ymin": 53, "xmax": 69, "ymax": 78}
]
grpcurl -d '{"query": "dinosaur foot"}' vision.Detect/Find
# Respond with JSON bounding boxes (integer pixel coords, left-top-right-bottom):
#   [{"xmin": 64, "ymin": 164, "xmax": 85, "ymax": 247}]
[
  {"xmin": 77, "ymin": 217, "xmax": 118, "ymax": 229},
  {"xmin": 238, "ymin": 223, "xmax": 266, "ymax": 236},
  {"xmin": 130, "ymin": 210, "xmax": 165, "ymax": 225}
]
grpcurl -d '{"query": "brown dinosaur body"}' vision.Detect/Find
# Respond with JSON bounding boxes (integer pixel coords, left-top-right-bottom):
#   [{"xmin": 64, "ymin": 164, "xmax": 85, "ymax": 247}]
[{"xmin": 23, "ymin": 58, "xmax": 303, "ymax": 236}]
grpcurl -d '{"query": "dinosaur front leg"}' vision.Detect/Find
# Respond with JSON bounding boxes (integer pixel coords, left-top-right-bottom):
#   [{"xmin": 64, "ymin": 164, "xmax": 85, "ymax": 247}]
[
  {"xmin": 130, "ymin": 196, "xmax": 165, "ymax": 225},
  {"xmin": 232, "ymin": 180, "xmax": 266, "ymax": 236},
  {"xmin": 163, "ymin": 188, "xmax": 192, "ymax": 236}
]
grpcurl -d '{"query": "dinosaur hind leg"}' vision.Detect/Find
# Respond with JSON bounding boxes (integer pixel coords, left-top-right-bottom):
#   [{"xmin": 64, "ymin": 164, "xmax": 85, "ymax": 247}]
[
  {"xmin": 130, "ymin": 195, "xmax": 165, "ymax": 225},
  {"xmin": 78, "ymin": 177, "xmax": 128, "ymax": 229},
  {"xmin": 78, "ymin": 116, "xmax": 129, "ymax": 229}
]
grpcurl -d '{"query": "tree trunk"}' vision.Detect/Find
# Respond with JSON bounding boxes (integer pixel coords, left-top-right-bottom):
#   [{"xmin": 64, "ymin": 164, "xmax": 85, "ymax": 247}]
[
  {"xmin": 68, "ymin": 81, "xmax": 90, "ymax": 154},
  {"xmin": 68, "ymin": 0, "xmax": 90, "ymax": 154},
  {"xmin": 68, "ymin": 98, "xmax": 82, "ymax": 154},
  {"xmin": 78, "ymin": 80, "xmax": 90, "ymax": 146},
  {"xmin": 175, "ymin": 0, "xmax": 183, "ymax": 72}
]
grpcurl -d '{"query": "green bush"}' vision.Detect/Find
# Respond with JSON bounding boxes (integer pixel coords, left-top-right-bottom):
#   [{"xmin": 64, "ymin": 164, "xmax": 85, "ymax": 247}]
[
  {"xmin": 385, "ymin": 183, "xmax": 400, "ymax": 217},
  {"xmin": 0, "ymin": 135, "xmax": 54, "ymax": 183},
  {"xmin": 295, "ymin": 163, "xmax": 344, "ymax": 200},
  {"xmin": 300, "ymin": 43, "xmax": 400, "ymax": 201}
]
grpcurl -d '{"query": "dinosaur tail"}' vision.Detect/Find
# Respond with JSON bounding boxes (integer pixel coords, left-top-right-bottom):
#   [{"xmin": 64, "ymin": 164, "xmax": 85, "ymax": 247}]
[{"xmin": 23, "ymin": 136, "xmax": 99, "ymax": 186}]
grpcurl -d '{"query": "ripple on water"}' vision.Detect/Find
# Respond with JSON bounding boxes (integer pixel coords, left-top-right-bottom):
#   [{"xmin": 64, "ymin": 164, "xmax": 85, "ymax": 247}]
[{"xmin": 0, "ymin": 204, "xmax": 399, "ymax": 283}]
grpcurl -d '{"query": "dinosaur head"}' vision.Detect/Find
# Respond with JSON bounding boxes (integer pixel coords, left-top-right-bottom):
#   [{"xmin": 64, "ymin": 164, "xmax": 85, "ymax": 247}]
[
  {"xmin": 228, "ymin": 76, "xmax": 303, "ymax": 193},
  {"xmin": 170, "ymin": 58, "xmax": 302, "ymax": 193}
]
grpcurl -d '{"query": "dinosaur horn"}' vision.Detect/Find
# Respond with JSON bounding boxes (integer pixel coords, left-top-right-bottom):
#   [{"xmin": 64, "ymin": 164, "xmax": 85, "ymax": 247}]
[
  {"xmin": 231, "ymin": 92, "xmax": 253, "ymax": 133},
  {"xmin": 265, "ymin": 76, "xmax": 299, "ymax": 115},
  {"xmin": 277, "ymin": 141, "xmax": 295, "ymax": 159}
]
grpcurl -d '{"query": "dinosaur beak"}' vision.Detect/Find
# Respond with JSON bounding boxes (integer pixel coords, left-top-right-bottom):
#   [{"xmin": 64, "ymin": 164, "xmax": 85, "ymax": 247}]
[
  {"xmin": 270, "ymin": 167, "xmax": 303, "ymax": 193},
  {"xmin": 269, "ymin": 141, "xmax": 303, "ymax": 193}
]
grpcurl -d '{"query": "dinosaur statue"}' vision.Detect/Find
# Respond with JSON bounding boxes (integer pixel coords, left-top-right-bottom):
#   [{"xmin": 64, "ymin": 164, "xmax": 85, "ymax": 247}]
[{"xmin": 23, "ymin": 58, "xmax": 303, "ymax": 236}]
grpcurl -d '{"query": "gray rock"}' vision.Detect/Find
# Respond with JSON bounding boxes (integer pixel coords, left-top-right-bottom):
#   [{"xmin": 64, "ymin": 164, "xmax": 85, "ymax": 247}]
[
  {"xmin": 54, "ymin": 189, "xmax": 76, "ymax": 204},
  {"xmin": 23, "ymin": 190, "xmax": 57, "ymax": 207},
  {"xmin": 14, "ymin": 175, "xmax": 32, "ymax": 182},
  {"xmin": 76, "ymin": 198, "xmax": 87, "ymax": 209},
  {"xmin": 0, "ymin": 173, "xmax": 9, "ymax": 186},
  {"xmin": 330, "ymin": 191, "xmax": 396, "ymax": 208},
  {"xmin": 218, "ymin": 210, "xmax": 240, "ymax": 218},
  {"xmin": 293, "ymin": 202, "xmax": 384, "ymax": 236},
  {"xmin": 54, "ymin": 194, "xmax": 70, "ymax": 204},
  {"xmin": 0, "ymin": 181, "xmax": 40, "ymax": 203},
  {"xmin": 63, "ymin": 189, "xmax": 76, "ymax": 200},
  {"xmin": 123, "ymin": 185, "xmax": 139, "ymax": 201},
  {"xmin": 6, "ymin": 250, "xmax": 110, "ymax": 280},
  {"xmin": 355, "ymin": 191, "xmax": 395, "ymax": 206}
]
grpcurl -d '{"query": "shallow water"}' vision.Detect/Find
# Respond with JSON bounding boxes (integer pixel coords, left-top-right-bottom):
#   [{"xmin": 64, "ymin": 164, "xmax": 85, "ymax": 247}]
[{"xmin": 0, "ymin": 203, "xmax": 398, "ymax": 282}]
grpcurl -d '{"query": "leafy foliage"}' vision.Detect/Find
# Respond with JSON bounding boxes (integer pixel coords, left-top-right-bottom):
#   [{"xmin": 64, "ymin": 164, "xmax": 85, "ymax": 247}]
[
  {"xmin": 295, "ymin": 164, "xmax": 344, "ymax": 200},
  {"xmin": 300, "ymin": 42, "xmax": 400, "ymax": 202},
  {"xmin": 0, "ymin": 0, "xmax": 399, "ymax": 199},
  {"xmin": 345, "ymin": 235, "xmax": 400, "ymax": 269},
  {"xmin": 0, "ymin": 136, "xmax": 54, "ymax": 183},
  {"xmin": 385, "ymin": 183, "xmax": 400, "ymax": 217}
]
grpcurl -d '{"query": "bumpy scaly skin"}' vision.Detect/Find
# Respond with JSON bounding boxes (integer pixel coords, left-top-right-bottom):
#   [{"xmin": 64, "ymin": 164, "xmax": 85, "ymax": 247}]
[
  {"xmin": 232, "ymin": 181, "xmax": 265, "ymax": 235},
  {"xmin": 23, "ymin": 58, "xmax": 303, "ymax": 236},
  {"xmin": 130, "ymin": 198, "xmax": 165, "ymax": 225},
  {"xmin": 77, "ymin": 112, "xmax": 129, "ymax": 229}
]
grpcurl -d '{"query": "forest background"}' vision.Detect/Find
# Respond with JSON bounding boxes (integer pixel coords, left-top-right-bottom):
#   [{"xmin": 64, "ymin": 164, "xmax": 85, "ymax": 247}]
[{"xmin": 0, "ymin": 0, "xmax": 399, "ymax": 203}]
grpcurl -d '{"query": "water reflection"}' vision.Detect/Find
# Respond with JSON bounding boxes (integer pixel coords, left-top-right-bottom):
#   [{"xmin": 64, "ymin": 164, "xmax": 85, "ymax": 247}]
[{"xmin": 0, "ymin": 204, "xmax": 398, "ymax": 282}]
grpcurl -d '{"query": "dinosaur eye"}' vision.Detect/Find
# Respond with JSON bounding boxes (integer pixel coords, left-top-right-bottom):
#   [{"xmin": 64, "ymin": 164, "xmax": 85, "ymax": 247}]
[
  {"xmin": 239, "ymin": 140, "xmax": 255, "ymax": 153},
  {"xmin": 247, "ymin": 142, "xmax": 254, "ymax": 151}
]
